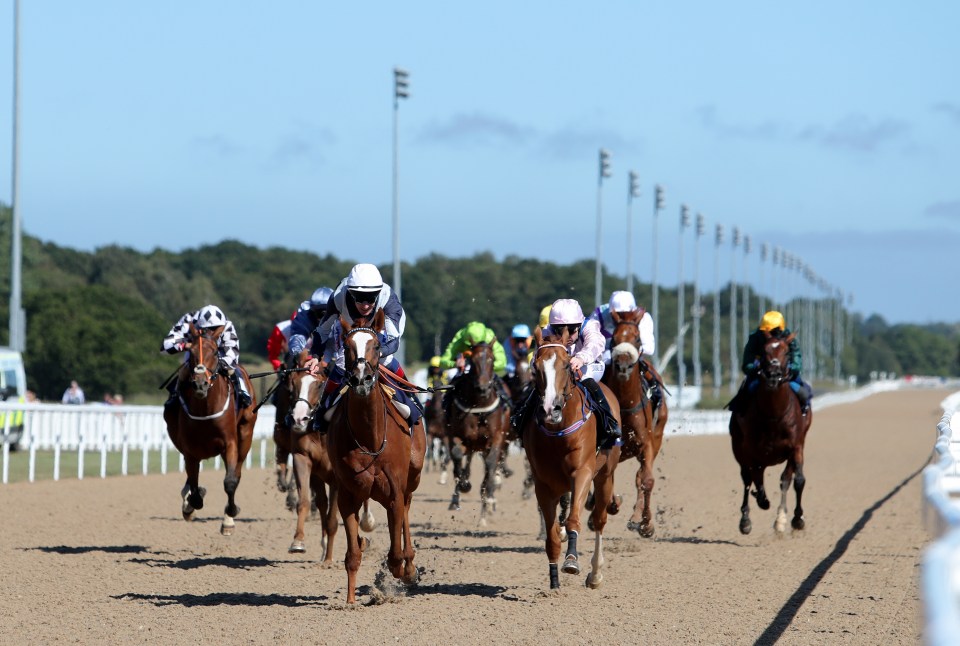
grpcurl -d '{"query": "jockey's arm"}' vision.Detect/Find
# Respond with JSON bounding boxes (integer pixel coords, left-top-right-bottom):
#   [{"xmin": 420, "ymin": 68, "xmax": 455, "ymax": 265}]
[
  {"xmin": 219, "ymin": 321, "xmax": 241, "ymax": 369},
  {"xmin": 639, "ymin": 311, "xmax": 656, "ymax": 356},
  {"xmin": 492, "ymin": 340, "xmax": 508, "ymax": 373},
  {"xmin": 439, "ymin": 328, "xmax": 468, "ymax": 370},
  {"xmin": 161, "ymin": 312, "xmax": 192, "ymax": 353}
]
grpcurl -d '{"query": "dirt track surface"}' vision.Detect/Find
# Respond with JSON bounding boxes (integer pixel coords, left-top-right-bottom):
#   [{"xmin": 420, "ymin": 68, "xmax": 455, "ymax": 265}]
[{"xmin": 0, "ymin": 389, "xmax": 944, "ymax": 645}]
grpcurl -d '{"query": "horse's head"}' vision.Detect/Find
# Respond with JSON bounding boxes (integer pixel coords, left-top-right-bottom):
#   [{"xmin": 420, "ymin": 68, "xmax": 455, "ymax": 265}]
[
  {"xmin": 610, "ymin": 308, "xmax": 643, "ymax": 381},
  {"xmin": 464, "ymin": 343, "xmax": 495, "ymax": 398},
  {"xmin": 759, "ymin": 331, "xmax": 794, "ymax": 388},
  {"xmin": 340, "ymin": 309, "xmax": 385, "ymax": 397},
  {"xmin": 185, "ymin": 322, "xmax": 223, "ymax": 399},
  {"xmin": 288, "ymin": 349, "xmax": 323, "ymax": 433},
  {"xmin": 532, "ymin": 326, "xmax": 575, "ymax": 424}
]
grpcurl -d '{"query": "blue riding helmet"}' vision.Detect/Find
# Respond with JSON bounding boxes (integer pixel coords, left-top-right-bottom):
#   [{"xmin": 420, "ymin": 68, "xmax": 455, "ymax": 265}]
[{"xmin": 511, "ymin": 324, "xmax": 531, "ymax": 338}]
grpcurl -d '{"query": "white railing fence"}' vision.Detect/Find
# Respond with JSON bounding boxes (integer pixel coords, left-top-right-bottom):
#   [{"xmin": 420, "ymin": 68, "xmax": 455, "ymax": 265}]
[
  {"xmin": 922, "ymin": 392, "xmax": 960, "ymax": 646},
  {"xmin": 0, "ymin": 401, "xmax": 279, "ymax": 484}
]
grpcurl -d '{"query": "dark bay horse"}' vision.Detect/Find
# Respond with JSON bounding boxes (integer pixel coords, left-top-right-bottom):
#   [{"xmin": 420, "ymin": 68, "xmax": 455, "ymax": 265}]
[
  {"xmin": 286, "ymin": 349, "xmax": 376, "ymax": 563},
  {"xmin": 523, "ymin": 327, "xmax": 621, "ymax": 590},
  {"xmin": 424, "ymin": 370, "xmax": 451, "ymax": 483},
  {"xmin": 163, "ymin": 323, "xmax": 257, "ymax": 536},
  {"xmin": 729, "ymin": 331, "xmax": 812, "ymax": 535},
  {"xmin": 602, "ymin": 308, "xmax": 668, "ymax": 537},
  {"xmin": 444, "ymin": 342, "xmax": 511, "ymax": 526},
  {"xmin": 326, "ymin": 310, "xmax": 426, "ymax": 604},
  {"xmin": 273, "ymin": 353, "xmax": 298, "ymax": 510}
]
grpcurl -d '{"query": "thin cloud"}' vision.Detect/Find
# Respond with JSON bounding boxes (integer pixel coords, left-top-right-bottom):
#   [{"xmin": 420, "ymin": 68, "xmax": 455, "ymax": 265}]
[
  {"xmin": 418, "ymin": 112, "xmax": 536, "ymax": 146},
  {"xmin": 270, "ymin": 128, "xmax": 336, "ymax": 167},
  {"xmin": 696, "ymin": 105, "xmax": 783, "ymax": 141},
  {"xmin": 924, "ymin": 200, "xmax": 960, "ymax": 220},
  {"xmin": 797, "ymin": 114, "xmax": 908, "ymax": 152},
  {"xmin": 933, "ymin": 102, "xmax": 960, "ymax": 126},
  {"xmin": 538, "ymin": 125, "xmax": 639, "ymax": 161},
  {"xmin": 192, "ymin": 135, "xmax": 243, "ymax": 157}
]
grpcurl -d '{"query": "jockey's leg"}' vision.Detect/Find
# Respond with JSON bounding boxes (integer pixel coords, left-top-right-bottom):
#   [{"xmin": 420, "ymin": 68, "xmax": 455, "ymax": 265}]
[
  {"xmin": 228, "ymin": 367, "xmax": 252, "ymax": 408},
  {"xmin": 383, "ymin": 356, "xmax": 406, "ymax": 380},
  {"xmin": 311, "ymin": 366, "xmax": 345, "ymax": 433},
  {"xmin": 493, "ymin": 375, "xmax": 512, "ymax": 407},
  {"xmin": 510, "ymin": 384, "xmax": 537, "ymax": 446},
  {"xmin": 639, "ymin": 359, "xmax": 664, "ymax": 412},
  {"xmin": 580, "ymin": 374, "xmax": 622, "ymax": 449},
  {"xmin": 789, "ymin": 375, "xmax": 812, "ymax": 413}
]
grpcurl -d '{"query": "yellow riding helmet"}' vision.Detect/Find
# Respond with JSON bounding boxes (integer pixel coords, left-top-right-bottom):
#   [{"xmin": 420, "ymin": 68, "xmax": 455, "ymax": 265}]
[
  {"xmin": 538, "ymin": 305, "xmax": 552, "ymax": 328},
  {"xmin": 429, "ymin": 356, "xmax": 441, "ymax": 368},
  {"xmin": 759, "ymin": 310, "xmax": 786, "ymax": 332}
]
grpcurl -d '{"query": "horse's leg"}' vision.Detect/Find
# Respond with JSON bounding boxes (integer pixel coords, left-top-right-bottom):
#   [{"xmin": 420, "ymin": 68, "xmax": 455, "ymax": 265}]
[
  {"xmin": 750, "ymin": 465, "xmax": 770, "ymax": 509},
  {"xmin": 791, "ymin": 448, "xmax": 806, "ymax": 531},
  {"xmin": 479, "ymin": 445, "xmax": 501, "ymax": 527},
  {"xmin": 321, "ymin": 483, "xmax": 339, "ymax": 564},
  {"xmin": 534, "ymin": 486, "xmax": 562, "ymax": 589},
  {"xmin": 289, "ymin": 453, "xmax": 311, "ymax": 553},
  {"xmin": 401, "ymin": 488, "xmax": 419, "ymax": 584},
  {"xmin": 359, "ymin": 499, "xmax": 376, "ymax": 532},
  {"xmin": 220, "ymin": 437, "xmax": 241, "ymax": 536},
  {"xmin": 637, "ymin": 442, "xmax": 657, "ymax": 538},
  {"xmin": 337, "ymin": 490, "xmax": 366, "ymax": 604},
  {"xmin": 739, "ymin": 467, "xmax": 753, "ymax": 535},
  {"xmin": 181, "ymin": 457, "xmax": 204, "ymax": 520},
  {"xmin": 627, "ymin": 462, "xmax": 644, "ymax": 531},
  {"xmin": 438, "ymin": 436, "xmax": 451, "ymax": 485},
  {"xmin": 563, "ymin": 466, "xmax": 593, "ymax": 575},
  {"xmin": 775, "ymin": 460, "xmax": 795, "ymax": 535},
  {"xmin": 586, "ymin": 462, "xmax": 615, "ymax": 589},
  {"xmin": 384, "ymin": 490, "xmax": 407, "ymax": 581},
  {"xmin": 449, "ymin": 438, "xmax": 465, "ymax": 510},
  {"xmin": 274, "ymin": 431, "xmax": 290, "ymax": 492},
  {"xmin": 558, "ymin": 491, "xmax": 571, "ymax": 542},
  {"xmin": 522, "ymin": 454, "xmax": 535, "ymax": 500},
  {"xmin": 461, "ymin": 448, "xmax": 474, "ymax": 494}
]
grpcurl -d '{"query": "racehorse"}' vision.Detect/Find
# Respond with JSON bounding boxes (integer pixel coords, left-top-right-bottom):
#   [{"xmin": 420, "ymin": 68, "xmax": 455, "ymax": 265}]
[
  {"xmin": 444, "ymin": 342, "xmax": 511, "ymax": 526},
  {"xmin": 273, "ymin": 353, "xmax": 298, "ymax": 510},
  {"xmin": 523, "ymin": 327, "xmax": 621, "ymax": 590},
  {"xmin": 729, "ymin": 331, "xmax": 812, "ymax": 535},
  {"xmin": 326, "ymin": 310, "xmax": 426, "ymax": 604},
  {"xmin": 163, "ymin": 323, "xmax": 257, "ymax": 536},
  {"xmin": 602, "ymin": 307, "xmax": 668, "ymax": 537},
  {"xmin": 286, "ymin": 349, "xmax": 375, "ymax": 563},
  {"xmin": 424, "ymin": 370, "xmax": 451, "ymax": 483}
]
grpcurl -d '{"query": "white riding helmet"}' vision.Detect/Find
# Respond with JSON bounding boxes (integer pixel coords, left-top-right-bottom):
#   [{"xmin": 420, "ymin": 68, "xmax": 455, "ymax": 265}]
[
  {"xmin": 195, "ymin": 305, "xmax": 226, "ymax": 329},
  {"xmin": 609, "ymin": 290, "xmax": 636, "ymax": 313},
  {"xmin": 345, "ymin": 263, "xmax": 384, "ymax": 293},
  {"xmin": 549, "ymin": 299, "xmax": 585, "ymax": 325},
  {"xmin": 310, "ymin": 286, "xmax": 334, "ymax": 308}
]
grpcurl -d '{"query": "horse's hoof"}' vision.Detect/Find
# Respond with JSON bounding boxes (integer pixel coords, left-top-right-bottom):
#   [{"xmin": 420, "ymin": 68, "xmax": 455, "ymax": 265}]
[
  {"xmin": 359, "ymin": 537, "xmax": 370, "ymax": 553},
  {"xmin": 457, "ymin": 481, "xmax": 472, "ymax": 494},
  {"xmin": 521, "ymin": 488, "xmax": 533, "ymax": 500},
  {"xmin": 626, "ymin": 520, "xmax": 639, "ymax": 532},
  {"xmin": 289, "ymin": 541, "xmax": 306, "ymax": 553},
  {"xmin": 586, "ymin": 572, "xmax": 603, "ymax": 589},
  {"xmin": 740, "ymin": 519, "xmax": 752, "ymax": 535},
  {"xmin": 359, "ymin": 511, "xmax": 377, "ymax": 533},
  {"xmin": 585, "ymin": 494, "xmax": 595, "ymax": 511},
  {"xmin": 639, "ymin": 523, "xmax": 655, "ymax": 539},
  {"xmin": 478, "ymin": 517, "xmax": 488, "ymax": 528},
  {"xmin": 182, "ymin": 508, "xmax": 196, "ymax": 522},
  {"xmin": 561, "ymin": 556, "xmax": 580, "ymax": 575},
  {"xmin": 792, "ymin": 516, "xmax": 806, "ymax": 531},
  {"xmin": 587, "ymin": 516, "xmax": 596, "ymax": 531},
  {"xmin": 448, "ymin": 502, "xmax": 461, "ymax": 511},
  {"xmin": 559, "ymin": 528, "xmax": 568, "ymax": 542},
  {"xmin": 501, "ymin": 467, "xmax": 514, "ymax": 479},
  {"xmin": 220, "ymin": 524, "xmax": 234, "ymax": 536},
  {"xmin": 438, "ymin": 472, "xmax": 448, "ymax": 485}
]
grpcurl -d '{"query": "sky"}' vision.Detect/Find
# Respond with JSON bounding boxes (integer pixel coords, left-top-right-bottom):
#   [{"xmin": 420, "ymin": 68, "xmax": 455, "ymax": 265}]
[{"xmin": 0, "ymin": 1, "xmax": 958, "ymax": 325}]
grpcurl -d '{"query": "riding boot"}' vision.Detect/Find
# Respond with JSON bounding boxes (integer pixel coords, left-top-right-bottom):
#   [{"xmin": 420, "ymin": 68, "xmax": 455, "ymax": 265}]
[
  {"xmin": 581, "ymin": 378, "xmax": 621, "ymax": 449},
  {"xmin": 164, "ymin": 377, "xmax": 179, "ymax": 411},
  {"xmin": 794, "ymin": 378, "xmax": 813, "ymax": 414},
  {"xmin": 510, "ymin": 387, "xmax": 537, "ymax": 447},
  {"xmin": 230, "ymin": 370, "xmax": 252, "ymax": 408},
  {"xmin": 493, "ymin": 375, "xmax": 512, "ymax": 409},
  {"xmin": 639, "ymin": 359, "xmax": 664, "ymax": 412}
]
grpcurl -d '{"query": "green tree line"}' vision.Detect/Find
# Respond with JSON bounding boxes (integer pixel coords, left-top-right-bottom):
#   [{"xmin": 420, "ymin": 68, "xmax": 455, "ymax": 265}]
[{"xmin": 0, "ymin": 206, "xmax": 956, "ymax": 401}]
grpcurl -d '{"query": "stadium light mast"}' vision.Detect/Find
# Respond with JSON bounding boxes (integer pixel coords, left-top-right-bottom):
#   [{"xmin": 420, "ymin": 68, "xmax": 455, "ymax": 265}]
[
  {"xmin": 9, "ymin": 0, "xmax": 24, "ymax": 353},
  {"xmin": 392, "ymin": 66, "xmax": 408, "ymax": 363},
  {"xmin": 652, "ymin": 185, "xmax": 664, "ymax": 346},
  {"xmin": 729, "ymin": 227, "xmax": 740, "ymax": 395},
  {"xmin": 677, "ymin": 204, "xmax": 689, "ymax": 404},
  {"xmin": 626, "ymin": 171, "xmax": 640, "ymax": 294},
  {"xmin": 595, "ymin": 149, "xmax": 611, "ymax": 308},
  {"xmin": 692, "ymin": 212, "xmax": 704, "ymax": 389},
  {"xmin": 712, "ymin": 223, "xmax": 723, "ymax": 398}
]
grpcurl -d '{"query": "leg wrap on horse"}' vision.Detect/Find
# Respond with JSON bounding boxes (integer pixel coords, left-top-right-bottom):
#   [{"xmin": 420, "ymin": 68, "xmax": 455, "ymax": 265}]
[{"xmin": 581, "ymin": 378, "xmax": 621, "ymax": 448}]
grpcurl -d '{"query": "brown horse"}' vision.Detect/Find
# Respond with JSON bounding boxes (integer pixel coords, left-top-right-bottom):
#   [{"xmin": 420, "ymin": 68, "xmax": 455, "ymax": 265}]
[
  {"xmin": 326, "ymin": 310, "xmax": 426, "ymax": 604},
  {"xmin": 523, "ymin": 327, "xmax": 621, "ymax": 590},
  {"xmin": 602, "ymin": 308, "xmax": 669, "ymax": 537},
  {"xmin": 444, "ymin": 342, "xmax": 511, "ymax": 525},
  {"xmin": 729, "ymin": 332, "xmax": 812, "ymax": 535},
  {"xmin": 423, "ymin": 370, "xmax": 451, "ymax": 483},
  {"xmin": 286, "ymin": 349, "xmax": 377, "ymax": 562},
  {"xmin": 163, "ymin": 323, "xmax": 257, "ymax": 536},
  {"xmin": 272, "ymin": 353, "xmax": 298, "ymax": 510}
]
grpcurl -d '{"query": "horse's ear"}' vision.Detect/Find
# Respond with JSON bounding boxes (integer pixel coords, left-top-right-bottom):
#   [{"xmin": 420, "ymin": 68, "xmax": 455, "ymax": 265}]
[
  {"xmin": 373, "ymin": 307, "xmax": 385, "ymax": 332},
  {"xmin": 339, "ymin": 316, "xmax": 350, "ymax": 336},
  {"xmin": 560, "ymin": 328, "xmax": 570, "ymax": 345},
  {"xmin": 611, "ymin": 310, "xmax": 621, "ymax": 324},
  {"xmin": 188, "ymin": 322, "xmax": 199, "ymax": 338},
  {"xmin": 784, "ymin": 332, "xmax": 796, "ymax": 344},
  {"xmin": 534, "ymin": 326, "xmax": 543, "ymax": 345}
]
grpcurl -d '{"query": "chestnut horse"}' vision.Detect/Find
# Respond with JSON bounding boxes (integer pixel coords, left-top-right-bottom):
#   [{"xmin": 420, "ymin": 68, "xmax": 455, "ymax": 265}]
[
  {"xmin": 286, "ymin": 349, "xmax": 375, "ymax": 562},
  {"xmin": 163, "ymin": 323, "xmax": 257, "ymax": 536},
  {"xmin": 523, "ymin": 327, "xmax": 621, "ymax": 590},
  {"xmin": 444, "ymin": 342, "xmax": 510, "ymax": 526},
  {"xmin": 602, "ymin": 308, "xmax": 669, "ymax": 537},
  {"xmin": 326, "ymin": 310, "xmax": 426, "ymax": 604},
  {"xmin": 729, "ymin": 331, "xmax": 812, "ymax": 535}
]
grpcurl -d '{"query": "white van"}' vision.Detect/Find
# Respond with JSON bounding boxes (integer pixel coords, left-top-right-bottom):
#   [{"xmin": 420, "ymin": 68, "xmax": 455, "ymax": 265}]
[{"xmin": 0, "ymin": 348, "xmax": 27, "ymax": 449}]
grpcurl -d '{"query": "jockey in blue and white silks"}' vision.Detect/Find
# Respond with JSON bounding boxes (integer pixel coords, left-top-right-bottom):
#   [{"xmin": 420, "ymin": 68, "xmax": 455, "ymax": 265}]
[{"xmin": 287, "ymin": 286, "xmax": 334, "ymax": 358}]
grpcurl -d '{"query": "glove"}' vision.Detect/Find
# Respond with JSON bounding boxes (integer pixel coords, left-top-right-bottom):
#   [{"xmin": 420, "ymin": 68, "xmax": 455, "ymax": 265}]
[
  {"xmin": 747, "ymin": 360, "xmax": 760, "ymax": 372},
  {"xmin": 226, "ymin": 366, "xmax": 236, "ymax": 377}
]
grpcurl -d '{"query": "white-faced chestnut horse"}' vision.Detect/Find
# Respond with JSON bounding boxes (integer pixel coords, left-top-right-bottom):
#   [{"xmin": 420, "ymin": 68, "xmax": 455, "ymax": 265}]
[
  {"xmin": 326, "ymin": 310, "xmax": 426, "ymax": 604},
  {"xmin": 729, "ymin": 331, "xmax": 812, "ymax": 535},
  {"xmin": 163, "ymin": 323, "xmax": 257, "ymax": 536},
  {"xmin": 602, "ymin": 307, "xmax": 668, "ymax": 537},
  {"xmin": 444, "ymin": 342, "xmax": 510, "ymax": 525},
  {"xmin": 523, "ymin": 327, "xmax": 621, "ymax": 590}
]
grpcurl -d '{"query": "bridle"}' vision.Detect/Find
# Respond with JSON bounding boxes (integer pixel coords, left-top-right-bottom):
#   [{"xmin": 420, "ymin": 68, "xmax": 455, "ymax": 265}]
[
  {"xmin": 610, "ymin": 319, "xmax": 642, "ymax": 373},
  {"xmin": 534, "ymin": 342, "xmax": 575, "ymax": 409},
  {"xmin": 343, "ymin": 326, "xmax": 381, "ymax": 390}
]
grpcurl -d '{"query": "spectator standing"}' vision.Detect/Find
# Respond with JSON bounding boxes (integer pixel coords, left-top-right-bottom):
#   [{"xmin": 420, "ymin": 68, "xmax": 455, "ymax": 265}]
[{"xmin": 62, "ymin": 381, "xmax": 85, "ymax": 405}]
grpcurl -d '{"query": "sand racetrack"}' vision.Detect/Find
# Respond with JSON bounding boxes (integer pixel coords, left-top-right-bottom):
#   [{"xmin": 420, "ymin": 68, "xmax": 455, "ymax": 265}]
[{"xmin": 0, "ymin": 388, "xmax": 945, "ymax": 645}]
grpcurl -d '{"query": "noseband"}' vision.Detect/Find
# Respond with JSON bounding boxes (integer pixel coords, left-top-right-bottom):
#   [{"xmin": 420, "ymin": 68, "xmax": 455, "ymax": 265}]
[{"xmin": 344, "ymin": 326, "xmax": 380, "ymax": 389}]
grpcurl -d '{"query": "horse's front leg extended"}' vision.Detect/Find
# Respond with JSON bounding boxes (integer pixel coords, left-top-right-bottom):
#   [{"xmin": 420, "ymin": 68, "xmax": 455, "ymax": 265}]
[
  {"xmin": 449, "ymin": 438, "xmax": 465, "ymax": 510},
  {"xmin": 181, "ymin": 458, "xmax": 204, "ymax": 521},
  {"xmin": 791, "ymin": 452, "xmax": 806, "ymax": 531},
  {"xmin": 337, "ymin": 491, "xmax": 366, "ymax": 604},
  {"xmin": 739, "ymin": 467, "xmax": 752, "ymax": 535},
  {"xmin": 322, "ymin": 483, "xmax": 339, "ymax": 564},
  {"xmin": 564, "ymin": 465, "xmax": 593, "ymax": 575},
  {"xmin": 586, "ymin": 461, "xmax": 615, "ymax": 589},
  {"xmin": 289, "ymin": 453, "xmax": 312, "ymax": 553},
  {"xmin": 534, "ymin": 487, "xmax": 562, "ymax": 589},
  {"xmin": 401, "ymin": 490, "xmax": 419, "ymax": 584},
  {"xmin": 638, "ymin": 442, "xmax": 657, "ymax": 537},
  {"xmin": 775, "ymin": 461, "xmax": 795, "ymax": 534},
  {"xmin": 220, "ymin": 440, "xmax": 241, "ymax": 536},
  {"xmin": 479, "ymin": 445, "xmax": 501, "ymax": 526}
]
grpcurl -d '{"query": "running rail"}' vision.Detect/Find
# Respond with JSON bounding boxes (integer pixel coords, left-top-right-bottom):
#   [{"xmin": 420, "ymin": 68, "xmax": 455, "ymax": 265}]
[{"xmin": 922, "ymin": 393, "xmax": 960, "ymax": 646}]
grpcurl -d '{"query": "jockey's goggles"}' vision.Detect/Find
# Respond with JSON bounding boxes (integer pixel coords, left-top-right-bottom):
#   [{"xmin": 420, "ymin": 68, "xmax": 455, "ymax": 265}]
[
  {"xmin": 553, "ymin": 323, "xmax": 581, "ymax": 336},
  {"xmin": 350, "ymin": 289, "xmax": 380, "ymax": 304}
]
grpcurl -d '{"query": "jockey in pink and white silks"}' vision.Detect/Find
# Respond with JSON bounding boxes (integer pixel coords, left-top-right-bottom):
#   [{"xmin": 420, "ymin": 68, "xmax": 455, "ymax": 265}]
[
  {"xmin": 161, "ymin": 304, "xmax": 252, "ymax": 407},
  {"xmin": 512, "ymin": 298, "xmax": 622, "ymax": 449}
]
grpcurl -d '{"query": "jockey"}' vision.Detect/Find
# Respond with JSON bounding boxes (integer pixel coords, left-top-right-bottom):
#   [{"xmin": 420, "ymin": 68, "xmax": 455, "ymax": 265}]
[
  {"xmin": 513, "ymin": 298, "xmax": 622, "ymax": 449},
  {"xmin": 733, "ymin": 310, "xmax": 812, "ymax": 414},
  {"xmin": 304, "ymin": 263, "xmax": 421, "ymax": 432},
  {"xmin": 439, "ymin": 321, "xmax": 511, "ymax": 410},
  {"xmin": 588, "ymin": 290, "xmax": 664, "ymax": 413},
  {"xmin": 266, "ymin": 312, "xmax": 296, "ymax": 371},
  {"xmin": 288, "ymin": 286, "xmax": 334, "ymax": 358},
  {"xmin": 161, "ymin": 304, "xmax": 252, "ymax": 408},
  {"xmin": 504, "ymin": 323, "xmax": 533, "ymax": 379}
]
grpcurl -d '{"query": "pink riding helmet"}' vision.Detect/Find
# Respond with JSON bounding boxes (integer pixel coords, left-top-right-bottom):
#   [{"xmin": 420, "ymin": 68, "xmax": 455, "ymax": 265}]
[{"xmin": 549, "ymin": 299, "xmax": 585, "ymax": 325}]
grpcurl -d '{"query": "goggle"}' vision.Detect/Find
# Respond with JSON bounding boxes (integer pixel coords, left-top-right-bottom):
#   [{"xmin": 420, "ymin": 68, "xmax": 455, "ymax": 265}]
[
  {"xmin": 553, "ymin": 323, "xmax": 580, "ymax": 335},
  {"xmin": 350, "ymin": 290, "xmax": 380, "ymax": 305}
]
